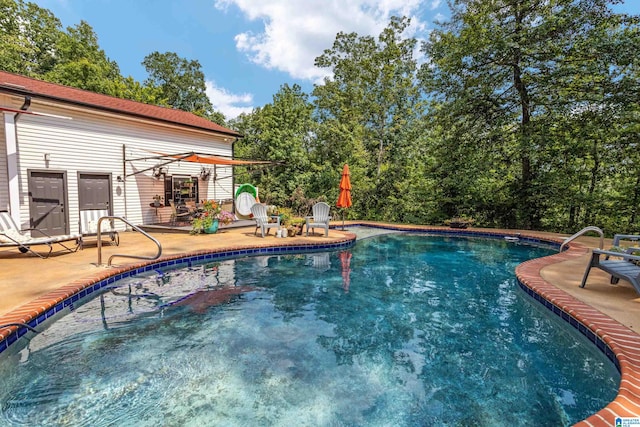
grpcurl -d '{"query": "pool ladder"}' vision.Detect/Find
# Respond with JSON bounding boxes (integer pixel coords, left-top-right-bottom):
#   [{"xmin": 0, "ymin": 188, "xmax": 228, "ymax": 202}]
[
  {"xmin": 96, "ymin": 216, "xmax": 162, "ymax": 266},
  {"xmin": 559, "ymin": 226, "xmax": 604, "ymax": 252}
]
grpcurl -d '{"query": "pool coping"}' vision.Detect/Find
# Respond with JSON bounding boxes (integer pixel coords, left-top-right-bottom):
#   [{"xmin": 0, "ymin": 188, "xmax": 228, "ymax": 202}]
[{"xmin": 1, "ymin": 224, "xmax": 638, "ymax": 426}]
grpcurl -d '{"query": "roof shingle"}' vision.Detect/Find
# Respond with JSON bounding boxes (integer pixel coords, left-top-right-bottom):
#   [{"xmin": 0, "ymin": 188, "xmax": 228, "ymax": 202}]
[{"xmin": 0, "ymin": 71, "xmax": 241, "ymax": 137}]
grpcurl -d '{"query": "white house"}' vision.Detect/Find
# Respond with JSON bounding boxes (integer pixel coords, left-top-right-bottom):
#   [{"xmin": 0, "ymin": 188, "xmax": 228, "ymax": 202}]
[{"xmin": 0, "ymin": 71, "xmax": 248, "ymax": 236}]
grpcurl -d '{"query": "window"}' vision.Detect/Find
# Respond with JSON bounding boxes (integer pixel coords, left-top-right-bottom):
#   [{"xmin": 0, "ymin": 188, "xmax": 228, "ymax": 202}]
[{"xmin": 165, "ymin": 175, "xmax": 198, "ymax": 204}]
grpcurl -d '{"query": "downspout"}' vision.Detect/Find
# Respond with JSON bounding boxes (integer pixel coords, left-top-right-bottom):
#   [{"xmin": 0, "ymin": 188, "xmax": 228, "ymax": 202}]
[
  {"xmin": 231, "ymin": 137, "xmax": 237, "ymax": 213},
  {"xmin": 121, "ymin": 144, "xmax": 128, "ymax": 228},
  {"xmin": 17, "ymin": 96, "xmax": 31, "ymax": 119},
  {"xmin": 4, "ymin": 96, "xmax": 31, "ymax": 225}
]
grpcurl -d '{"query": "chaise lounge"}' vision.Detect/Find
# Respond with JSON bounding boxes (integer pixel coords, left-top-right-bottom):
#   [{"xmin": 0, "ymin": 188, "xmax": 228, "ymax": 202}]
[
  {"xmin": 79, "ymin": 209, "xmax": 119, "ymax": 249},
  {"xmin": 581, "ymin": 234, "xmax": 640, "ymax": 294},
  {"xmin": 0, "ymin": 211, "xmax": 81, "ymax": 258}
]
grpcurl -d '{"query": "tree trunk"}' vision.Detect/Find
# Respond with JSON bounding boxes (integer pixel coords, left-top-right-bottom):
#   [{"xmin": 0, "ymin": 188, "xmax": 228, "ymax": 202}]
[
  {"xmin": 630, "ymin": 172, "xmax": 640, "ymax": 226},
  {"xmin": 512, "ymin": 4, "xmax": 536, "ymax": 229},
  {"xmin": 585, "ymin": 139, "xmax": 600, "ymax": 225}
]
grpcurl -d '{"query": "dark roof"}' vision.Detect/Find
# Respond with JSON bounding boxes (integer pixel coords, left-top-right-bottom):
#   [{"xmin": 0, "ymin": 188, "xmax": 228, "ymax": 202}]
[{"xmin": 0, "ymin": 71, "xmax": 241, "ymax": 137}]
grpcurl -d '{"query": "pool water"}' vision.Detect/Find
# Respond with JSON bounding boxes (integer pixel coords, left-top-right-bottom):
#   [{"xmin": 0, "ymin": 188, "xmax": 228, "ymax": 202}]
[{"xmin": 0, "ymin": 234, "xmax": 619, "ymax": 426}]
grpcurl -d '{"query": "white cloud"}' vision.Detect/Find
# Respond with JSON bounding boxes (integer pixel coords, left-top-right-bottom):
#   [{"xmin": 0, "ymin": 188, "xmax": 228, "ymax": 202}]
[
  {"xmin": 205, "ymin": 81, "xmax": 254, "ymax": 120},
  {"xmin": 428, "ymin": 0, "xmax": 442, "ymax": 10},
  {"xmin": 433, "ymin": 12, "xmax": 447, "ymax": 23},
  {"xmin": 214, "ymin": 0, "xmax": 431, "ymax": 84}
]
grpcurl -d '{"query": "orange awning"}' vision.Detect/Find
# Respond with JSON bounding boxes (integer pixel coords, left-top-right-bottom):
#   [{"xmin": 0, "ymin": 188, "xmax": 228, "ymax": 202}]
[{"xmin": 157, "ymin": 152, "xmax": 276, "ymax": 166}]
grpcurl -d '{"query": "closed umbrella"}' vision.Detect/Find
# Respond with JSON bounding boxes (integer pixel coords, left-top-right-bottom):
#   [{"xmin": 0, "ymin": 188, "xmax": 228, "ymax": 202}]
[{"xmin": 336, "ymin": 164, "xmax": 352, "ymax": 230}]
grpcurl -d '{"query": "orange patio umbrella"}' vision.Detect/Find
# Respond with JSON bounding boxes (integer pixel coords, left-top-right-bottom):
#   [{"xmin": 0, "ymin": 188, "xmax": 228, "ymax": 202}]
[{"xmin": 336, "ymin": 164, "xmax": 352, "ymax": 230}]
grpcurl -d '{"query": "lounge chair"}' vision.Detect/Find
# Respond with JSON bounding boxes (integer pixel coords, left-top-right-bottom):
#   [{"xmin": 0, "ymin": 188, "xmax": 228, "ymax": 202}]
[
  {"xmin": 581, "ymin": 234, "xmax": 640, "ymax": 294},
  {"xmin": 305, "ymin": 202, "xmax": 331, "ymax": 237},
  {"xmin": 169, "ymin": 200, "xmax": 192, "ymax": 225},
  {"xmin": 608, "ymin": 234, "xmax": 640, "ymax": 256},
  {"xmin": 79, "ymin": 209, "xmax": 119, "ymax": 249},
  {"xmin": 0, "ymin": 211, "xmax": 81, "ymax": 258},
  {"xmin": 250, "ymin": 203, "xmax": 280, "ymax": 237}
]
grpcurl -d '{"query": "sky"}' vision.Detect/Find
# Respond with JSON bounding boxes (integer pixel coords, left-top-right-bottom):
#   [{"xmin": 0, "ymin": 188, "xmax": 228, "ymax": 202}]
[{"xmin": 33, "ymin": 0, "xmax": 639, "ymax": 120}]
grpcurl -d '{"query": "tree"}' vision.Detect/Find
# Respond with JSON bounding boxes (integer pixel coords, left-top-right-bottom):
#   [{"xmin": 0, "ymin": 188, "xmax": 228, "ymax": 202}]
[
  {"xmin": 420, "ymin": 0, "xmax": 639, "ymax": 230},
  {"xmin": 313, "ymin": 17, "xmax": 428, "ymax": 221},
  {"xmin": 142, "ymin": 51, "xmax": 225, "ymax": 125},
  {"xmin": 0, "ymin": 0, "xmax": 62, "ymax": 76},
  {"xmin": 232, "ymin": 84, "xmax": 316, "ymax": 207},
  {"xmin": 0, "ymin": 1, "xmax": 170, "ymax": 104},
  {"xmin": 44, "ymin": 20, "xmax": 124, "ymax": 95}
]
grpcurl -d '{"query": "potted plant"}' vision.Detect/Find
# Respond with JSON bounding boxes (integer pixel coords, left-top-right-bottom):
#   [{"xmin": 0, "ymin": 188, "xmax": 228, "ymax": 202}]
[
  {"xmin": 217, "ymin": 210, "xmax": 235, "ymax": 227},
  {"xmin": 152, "ymin": 194, "xmax": 163, "ymax": 207},
  {"xmin": 289, "ymin": 217, "xmax": 305, "ymax": 236},
  {"xmin": 278, "ymin": 207, "xmax": 293, "ymax": 227},
  {"xmin": 191, "ymin": 200, "xmax": 234, "ymax": 234},
  {"xmin": 266, "ymin": 205, "xmax": 279, "ymax": 223}
]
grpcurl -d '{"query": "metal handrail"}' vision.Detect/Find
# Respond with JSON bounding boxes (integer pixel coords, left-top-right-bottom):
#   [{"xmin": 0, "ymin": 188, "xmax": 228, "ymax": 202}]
[
  {"xmin": 559, "ymin": 226, "xmax": 604, "ymax": 252},
  {"xmin": 0, "ymin": 322, "xmax": 39, "ymax": 333},
  {"xmin": 97, "ymin": 216, "xmax": 162, "ymax": 266}
]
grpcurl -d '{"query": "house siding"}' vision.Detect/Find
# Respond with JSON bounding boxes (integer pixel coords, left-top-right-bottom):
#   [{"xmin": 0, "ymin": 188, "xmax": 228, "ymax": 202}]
[{"xmin": 3, "ymin": 98, "xmax": 234, "ymax": 231}]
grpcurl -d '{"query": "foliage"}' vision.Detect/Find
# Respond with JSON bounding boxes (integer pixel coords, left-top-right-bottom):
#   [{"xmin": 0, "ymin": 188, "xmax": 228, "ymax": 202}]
[
  {"xmin": 444, "ymin": 217, "xmax": 475, "ymax": 227},
  {"xmin": 0, "ymin": 0, "xmax": 61, "ymax": 76},
  {"xmin": 43, "ymin": 20, "xmax": 123, "ymax": 95},
  {"xmin": 419, "ymin": 0, "xmax": 640, "ymax": 232},
  {"xmin": 288, "ymin": 186, "xmax": 321, "ymax": 218},
  {"xmin": 277, "ymin": 207, "xmax": 293, "ymax": 226},
  {"xmin": 191, "ymin": 200, "xmax": 233, "ymax": 234},
  {"xmin": 142, "ymin": 51, "xmax": 226, "ymax": 125},
  {"xmin": 0, "ymin": 0, "xmax": 224, "ymax": 123},
  {"xmin": 2, "ymin": 0, "xmax": 639, "ymax": 235},
  {"xmin": 312, "ymin": 16, "xmax": 427, "ymax": 222},
  {"xmin": 231, "ymin": 83, "xmax": 315, "ymax": 205}
]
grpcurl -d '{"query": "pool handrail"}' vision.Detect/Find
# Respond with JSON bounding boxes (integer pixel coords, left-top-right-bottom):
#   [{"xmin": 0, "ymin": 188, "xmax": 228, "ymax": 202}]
[
  {"xmin": 559, "ymin": 226, "xmax": 604, "ymax": 252},
  {"xmin": 0, "ymin": 322, "xmax": 39, "ymax": 334},
  {"xmin": 96, "ymin": 216, "xmax": 162, "ymax": 266}
]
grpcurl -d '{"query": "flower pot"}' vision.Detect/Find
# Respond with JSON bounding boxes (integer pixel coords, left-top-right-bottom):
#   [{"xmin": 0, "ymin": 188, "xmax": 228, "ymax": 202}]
[{"xmin": 204, "ymin": 219, "xmax": 219, "ymax": 234}]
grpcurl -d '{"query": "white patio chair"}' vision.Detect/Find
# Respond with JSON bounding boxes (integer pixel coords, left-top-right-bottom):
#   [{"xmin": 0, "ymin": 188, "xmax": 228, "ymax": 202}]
[
  {"xmin": 305, "ymin": 202, "xmax": 331, "ymax": 237},
  {"xmin": 79, "ymin": 209, "xmax": 119, "ymax": 249},
  {"xmin": 250, "ymin": 203, "xmax": 280, "ymax": 237}
]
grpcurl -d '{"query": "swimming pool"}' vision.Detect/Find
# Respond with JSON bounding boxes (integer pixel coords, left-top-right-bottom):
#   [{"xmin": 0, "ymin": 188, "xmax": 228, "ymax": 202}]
[{"xmin": 0, "ymin": 233, "xmax": 619, "ymax": 426}]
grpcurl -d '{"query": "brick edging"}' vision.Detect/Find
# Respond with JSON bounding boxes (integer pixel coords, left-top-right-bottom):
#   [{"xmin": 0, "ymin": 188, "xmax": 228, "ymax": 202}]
[{"xmin": 515, "ymin": 241, "xmax": 640, "ymax": 427}]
